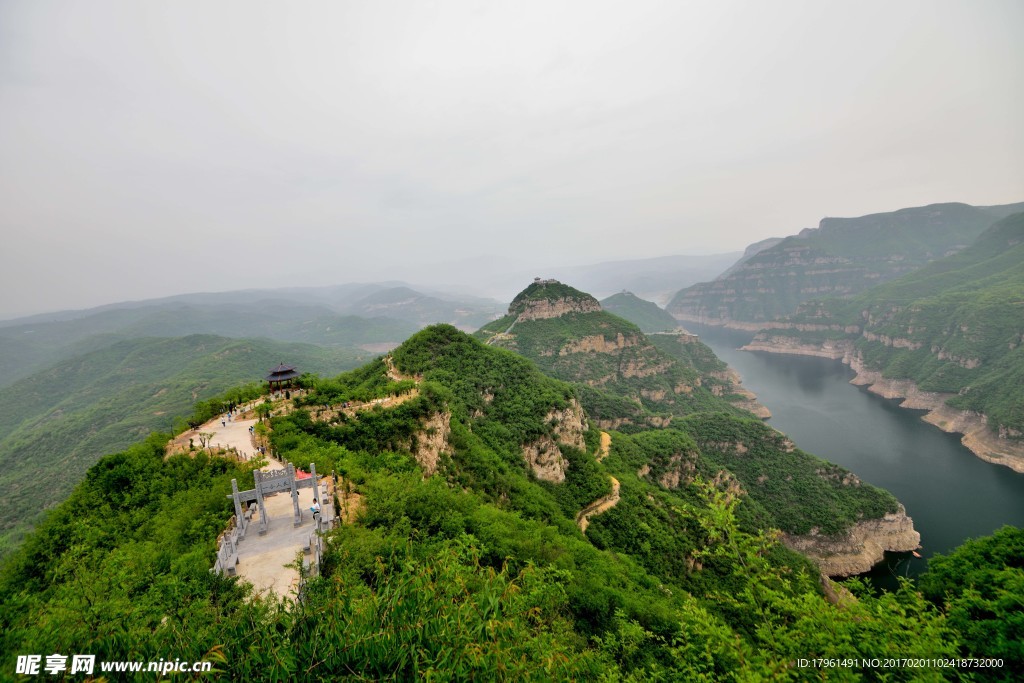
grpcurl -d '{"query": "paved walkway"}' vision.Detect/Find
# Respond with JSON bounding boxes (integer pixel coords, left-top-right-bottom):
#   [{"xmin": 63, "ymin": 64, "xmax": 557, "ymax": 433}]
[
  {"xmin": 198, "ymin": 408, "xmax": 325, "ymax": 598},
  {"xmin": 207, "ymin": 416, "xmax": 271, "ymax": 465},
  {"xmin": 234, "ymin": 484, "xmax": 322, "ymax": 599}
]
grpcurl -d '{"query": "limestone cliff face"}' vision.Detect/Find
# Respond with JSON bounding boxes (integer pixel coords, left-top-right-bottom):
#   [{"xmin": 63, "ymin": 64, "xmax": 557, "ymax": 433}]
[
  {"xmin": 781, "ymin": 505, "xmax": 920, "ymax": 577},
  {"xmin": 743, "ymin": 336, "xmax": 1024, "ymax": 473},
  {"xmin": 594, "ymin": 415, "xmax": 672, "ymax": 431},
  {"xmin": 559, "ymin": 333, "xmax": 638, "ymax": 355},
  {"xmin": 658, "ymin": 453, "xmax": 698, "ymax": 489},
  {"xmin": 515, "ymin": 297, "xmax": 601, "ymax": 322},
  {"xmin": 709, "ymin": 369, "xmax": 772, "ymax": 418},
  {"xmin": 522, "ymin": 436, "xmax": 569, "ymax": 483},
  {"xmin": 521, "ymin": 398, "xmax": 588, "ymax": 482},
  {"xmin": 741, "ymin": 336, "xmax": 854, "ymax": 360},
  {"xmin": 667, "ymin": 202, "xmax": 1001, "ymax": 325},
  {"xmin": 847, "ymin": 357, "xmax": 1024, "ymax": 474},
  {"xmin": 413, "ymin": 411, "xmax": 451, "ymax": 477}
]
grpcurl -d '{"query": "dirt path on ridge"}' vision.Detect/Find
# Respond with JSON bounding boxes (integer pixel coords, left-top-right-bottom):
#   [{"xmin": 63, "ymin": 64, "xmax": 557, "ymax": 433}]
[
  {"xmin": 384, "ymin": 355, "xmax": 421, "ymax": 383},
  {"xmin": 597, "ymin": 431, "xmax": 611, "ymax": 462},
  {"xmin": 576, "ymin": 476, "xmax": 620, "ymax": 535}
]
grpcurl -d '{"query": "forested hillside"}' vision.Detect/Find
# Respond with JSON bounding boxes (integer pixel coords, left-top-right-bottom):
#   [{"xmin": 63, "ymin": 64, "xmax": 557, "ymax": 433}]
[
  {"xmin": 600, "ymin": 291, "xmax": 680, "ymax": 332},
  {"xmin": 4, "ymin": 324, "xmax": 1002, "ymax": 680},
  {"xmin": 477, "ymin": 280, "xmax": 764, "ymax": 423},
  {"xmin": 0, "ymin": 335, "xmax": 363, "ymax": 559},
  {"xmin": 667, "ymin": 201, "xmax": 1024, "ymax": 325},
  {"xmin": 746, "ymin": 212, "xmax": 1024, "ymax": 451},
  {"xmin": 0, "ymin": 302, "xmax": 412, "ymax": 388}
]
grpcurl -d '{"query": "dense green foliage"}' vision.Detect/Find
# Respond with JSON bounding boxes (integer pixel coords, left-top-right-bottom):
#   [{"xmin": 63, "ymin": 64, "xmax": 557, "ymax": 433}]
[
  {"xmin": 3, "ymin": 321, "xmax": 1018, "ymax": 678},
  {"xmin": 766, "ymin": 212, "xmax": 1024, "ymax": 435},
  {"xmin": 918, "ymin": 526, "xmax": 1024, "ymax": 676},
  {"xmin": 0, "ymin": 335, "xmax": 362, "ymax": 560},
  {"xmin": 0, "ymin": 434, "xmax": 966, "ymax": 681},
  {"xmin": 677, "ymin": 414, "xmax": 899, "ymax": 534},
  {"xmin": 508, "ymin": 279, "xmax": 600, "ymax": 313},
  {"xmin": 478, "ymin": 307, "xmax": 748, "ymax": 421},
  {"xmin": 668, "ymin": 201, "xmax": 1023, "ymax": 323},
  {"xmin": 600, "ymin": 292, "xmax": 679, "ymax": 332}
]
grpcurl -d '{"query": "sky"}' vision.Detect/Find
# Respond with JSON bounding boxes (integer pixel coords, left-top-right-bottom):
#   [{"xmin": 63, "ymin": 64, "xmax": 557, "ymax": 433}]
[{"xmin": 2, "ymin": 0, "xmax": 1022, "ymax": 319}]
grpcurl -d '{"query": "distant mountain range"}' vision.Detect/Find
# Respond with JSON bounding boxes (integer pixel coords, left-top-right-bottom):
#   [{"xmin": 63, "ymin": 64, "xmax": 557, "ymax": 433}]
[
  {"xmin": 742, "ymin": 211, "xmax": 1024, "ymax": 470},
  {"xmin": 667, "ymin": 201, "xmax": 1024, "ymax": 326},
  {"xmin": 399, "ymin": 252, "xmax": 742, "ymax": 306},
  {"xmin": 0, "ymin": 335, "xmax": 365, "ymax": 558},
  {"xmin": 0, "ymin": 284, "xmax": 504, "ymax": 388}
]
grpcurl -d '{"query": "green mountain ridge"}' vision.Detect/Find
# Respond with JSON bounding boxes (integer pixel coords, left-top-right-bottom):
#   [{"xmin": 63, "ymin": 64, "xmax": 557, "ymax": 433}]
[
  {"xmin": 478, "ymin": 280, "xmax": 763, "ymax": 427},
  {"xmin": 0, "ymin": 303, "xmax": 414, "ymax": 389},
  {"xmin": 4, "ymin": 321, "xmax": 1017, "ymax": 678},
  {"xmin": 668, "ymin": 201, "xmax": 1024, "ymax": 324},
  {"xmin": 0, "ymin": 334, "xmax": 365, "ymax": 558},
  {"xmin": 600, "ymin": 291, "xmax": 680, "ymax": 333},
  {"xmin": 0, "ymin": 284, "xmax": 501, "ymax": 388},
  {"xmin": 747, "ymin": 211, "xmax": 1024, "ymax": 442}
]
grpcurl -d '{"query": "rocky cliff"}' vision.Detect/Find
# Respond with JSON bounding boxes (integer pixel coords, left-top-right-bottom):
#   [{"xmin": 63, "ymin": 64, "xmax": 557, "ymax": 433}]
[
  {"xmin": 413, "ymin": 411, "xmax": 451, "ymax": 477},
  {"xmin": 521, "ymin": 398, "xmax": 588, "ymax": 483},
  {"xmin": 508, "ymin": 279, "xmax": 602, "ymax": 322},
  {"xmin": 781, "ymin": 504, "xmax": 920, "ymax": 577},
  {"xmin": 515, "ymin": 296, "xmax": 602, "ymax": 321},
  {"xmin": 668, "ymin": 202, "xmax": 1020, "ymax": 326},
  {"xmin": 741, "ymin": 336, "xmax": 1024, "ymax": 473}
]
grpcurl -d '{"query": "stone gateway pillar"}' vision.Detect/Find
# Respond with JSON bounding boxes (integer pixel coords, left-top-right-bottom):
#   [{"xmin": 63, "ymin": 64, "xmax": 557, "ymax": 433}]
[
  {"xmin": 230, "ymin": 479, "xmax": 246, "ymax": 537},
  {"xmin": 254, "ymin": 470, "xmax": 269, "ymax": 535},
  {"xmin": 288, "ymin": 463, "xmax": 302, "ymax": 526}
]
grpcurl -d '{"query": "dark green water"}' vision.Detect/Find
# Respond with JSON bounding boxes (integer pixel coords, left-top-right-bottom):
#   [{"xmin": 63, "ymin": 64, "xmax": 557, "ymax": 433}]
[{"xmin": 690, "ymin": 324, "xmax": 1024, "ymax": 588}]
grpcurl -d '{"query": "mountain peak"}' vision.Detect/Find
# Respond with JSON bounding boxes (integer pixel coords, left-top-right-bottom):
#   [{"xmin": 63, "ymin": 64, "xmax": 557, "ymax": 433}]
[{"xmin": 508, "ymin": 279, "xmax": 601, "ymax": 321}]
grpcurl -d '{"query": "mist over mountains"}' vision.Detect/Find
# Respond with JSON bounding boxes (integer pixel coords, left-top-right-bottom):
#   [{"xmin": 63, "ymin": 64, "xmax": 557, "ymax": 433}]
[
  {"xmin": 2, "ymin": 198, "xmax": 1023, "ymax": 676},
  {"xmin": 668, "ymin": 201, "xmax": 1024, "ymax": 325}
]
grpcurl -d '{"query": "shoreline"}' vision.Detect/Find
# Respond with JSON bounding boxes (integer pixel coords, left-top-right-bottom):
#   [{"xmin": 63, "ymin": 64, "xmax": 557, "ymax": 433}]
[
  {"xmin": 782, "ymin": 504, "xmax": 921, "ymax": 577},
  {"xmin": 740, "ymin": 337, "xmax": 1024, "ymax": 474}
]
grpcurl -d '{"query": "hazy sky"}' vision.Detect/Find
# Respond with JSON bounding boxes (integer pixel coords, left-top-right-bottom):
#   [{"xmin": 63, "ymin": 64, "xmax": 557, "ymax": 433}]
[{"xmin": 2, "ymin": 0, "xmax": 1022, "ymax": 318}]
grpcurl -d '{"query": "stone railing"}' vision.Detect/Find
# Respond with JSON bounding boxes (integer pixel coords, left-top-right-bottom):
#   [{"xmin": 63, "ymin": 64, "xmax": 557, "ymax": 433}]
[{"xmin": 212, "ymin": 514, "xmax": 244, "ymax": 576}]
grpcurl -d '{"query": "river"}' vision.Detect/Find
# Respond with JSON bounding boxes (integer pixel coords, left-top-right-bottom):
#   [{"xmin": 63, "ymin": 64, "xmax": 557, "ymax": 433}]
[{"xmin": 689, "ymin": 324, "xmax": 1024, "ymax": 589}]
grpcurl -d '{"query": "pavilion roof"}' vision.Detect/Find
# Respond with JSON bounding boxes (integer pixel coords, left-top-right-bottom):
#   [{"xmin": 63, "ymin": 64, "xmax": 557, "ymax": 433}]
[{"xmin": 265, "ymin": 363, "xmax": 299, "ymax": 382}]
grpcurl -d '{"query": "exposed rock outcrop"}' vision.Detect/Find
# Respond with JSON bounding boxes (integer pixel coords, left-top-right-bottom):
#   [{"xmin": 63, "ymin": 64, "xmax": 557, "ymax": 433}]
[
  {"xmin": 547, "ymin": 399, "xmax": 588, "ymax": 451},
  {"xmin": 521, "ymin": 398, "xmax": 589, "ymax": 482},
  {"xmin": 781, "ymin": 505, "xmax": 920, "ymax": 577},
  {"xmin": 709, "ymin": 369, "xmax": 772, "ymax": 418},
  {"xmin": 741, "ymin": 336, "xmax": 853, "ymax": 360},
  {"xmin": 848, "ymin": 358, "xmax": 1024, "ymax": 474},
  {"xmin": 522, "ymin": 436, "xmax": 569, "ymax": 483},
  {"xmin": 413, "ymin": 411, "xmax": 451, "ymax": 477},
  {"xmin": 559, "ymin": 333, "xmax": 638, "ymax": 355},
  {"xmin": 515, "ymin": 296, "xmax": 601, "ymax": 321}
]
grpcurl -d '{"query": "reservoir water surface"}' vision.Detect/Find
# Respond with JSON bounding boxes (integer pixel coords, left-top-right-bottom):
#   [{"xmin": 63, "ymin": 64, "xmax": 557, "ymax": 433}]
[{"xmin": 690, "ymin": 324, "xmax": 1024, "ymax": 587}]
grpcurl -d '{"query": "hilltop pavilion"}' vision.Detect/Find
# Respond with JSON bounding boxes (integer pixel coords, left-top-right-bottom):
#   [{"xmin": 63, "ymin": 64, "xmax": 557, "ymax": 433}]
[{"xmin": 265, "ymin": 363, "xmax": 299, "ymax": 391}]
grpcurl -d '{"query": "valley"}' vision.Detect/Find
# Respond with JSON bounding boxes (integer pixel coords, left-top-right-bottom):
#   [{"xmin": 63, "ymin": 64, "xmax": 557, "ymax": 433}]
[
  {"xmin": 693, "ymin": 323, "xmax": 1024, "ymax": 590},
  {"xmin": 7, "ymin": 4, "xmax": 1022, "ymax": 676},
  {"xmin": 1, "ymin": 202, "xmax": 1022, "ymax": 678}
]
